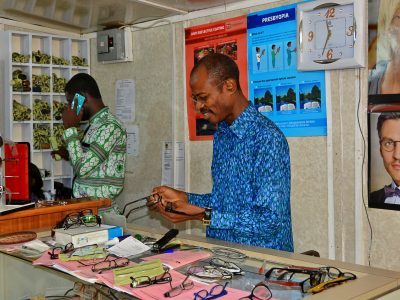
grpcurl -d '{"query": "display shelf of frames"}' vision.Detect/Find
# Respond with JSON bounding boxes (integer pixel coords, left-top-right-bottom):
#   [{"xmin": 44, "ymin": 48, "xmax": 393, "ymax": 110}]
[{"xmin": 0, "ymin": 30, "xmax": 90, "ymax": 194}]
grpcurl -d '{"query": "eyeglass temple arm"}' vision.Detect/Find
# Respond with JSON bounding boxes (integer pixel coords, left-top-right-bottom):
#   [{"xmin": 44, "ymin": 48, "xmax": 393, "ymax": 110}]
[
  {"xmin": 121, "ymin": 196, "xmax": 149, "ymax": 214},
  {"xmin": 125, "ymin": 203, "xmax": 150, "ymax": 218}
]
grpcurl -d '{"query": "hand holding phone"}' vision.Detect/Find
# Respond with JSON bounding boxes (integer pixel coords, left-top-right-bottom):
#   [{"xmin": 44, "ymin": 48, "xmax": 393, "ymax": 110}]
[{"xmin": 71, "ymin": 93, "xmax": 85, "ymax": 115}]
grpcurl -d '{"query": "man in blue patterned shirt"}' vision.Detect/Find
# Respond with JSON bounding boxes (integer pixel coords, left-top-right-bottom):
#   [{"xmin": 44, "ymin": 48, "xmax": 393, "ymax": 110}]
[{"xmin": 151, "ymin": 53, "xmax": 293, "ymax": 251}]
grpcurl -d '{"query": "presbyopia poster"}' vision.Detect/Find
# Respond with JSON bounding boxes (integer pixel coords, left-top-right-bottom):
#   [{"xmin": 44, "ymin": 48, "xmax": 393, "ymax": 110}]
[
  {"xmin": 247, "ymin": 3, "xmax": 327, "ymax": 136},
  {"xmin": 185, "ymin": 16, "xmax": 248, "ymax": 140}
]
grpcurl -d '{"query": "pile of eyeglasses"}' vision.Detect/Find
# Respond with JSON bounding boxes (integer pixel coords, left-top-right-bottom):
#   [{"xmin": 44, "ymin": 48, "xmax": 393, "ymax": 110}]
[
  {"xmin": 264, "ymin": 265, "xmax": 357, "ymax": 294},
  {"xmin": 53, "ymin": 209, "xmax": 101, "ymax": 230}
]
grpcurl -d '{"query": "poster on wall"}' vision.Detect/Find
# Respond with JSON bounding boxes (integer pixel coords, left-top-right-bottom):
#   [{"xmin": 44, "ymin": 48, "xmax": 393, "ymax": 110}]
[
  {"xmin": 247, "ymin": 3, "xmax": 327, "ymax": 136},
  {"xmin": 185, "ymin": 16, "xmax": 248, "ymax": 140},
  {"xmin": 368, "ymin": 1, "xmax": 400, "ymax": 210}
]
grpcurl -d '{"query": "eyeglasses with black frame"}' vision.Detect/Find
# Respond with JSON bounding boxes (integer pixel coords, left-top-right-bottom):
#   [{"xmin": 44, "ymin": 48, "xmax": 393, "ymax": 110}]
[
  {"xmin": 130, "ymin": 271, "xmax": 172, "ymax": 288},
  {"xmin": 265, "ymin": 267, "xmax": 325, "ymax": 293},
  {"xmin": 380, "ymin": 138, "xmax": 400, "ymax": 152},
  {"xmin": 239, "ymin": 282, "xmax": 272, "ymax": 300},
  {"xmin": 194, "ymin": 281, "xmax": 229, "ymax": 300},
  {"xmin": 54, "ymin": 209, "xmax": 101, "ymax": 230},
  {"xmin": 48, "ymin": 242, "xmax": 74, "ymax": 259},
  {"xmin": 164, "ymin": 274, "xmax": 194, "ymax": 298},
  {"xmin": 122, "ymin": 193, "xmax": 162, "ymax": 218}
]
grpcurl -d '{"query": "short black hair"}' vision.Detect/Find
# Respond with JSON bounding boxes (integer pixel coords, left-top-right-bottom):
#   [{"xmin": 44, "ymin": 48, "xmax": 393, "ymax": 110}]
[
  {"xmin": 190, "ymin": 53, "xmax": 241, "ymax": 92},
  {"xmin": 377, "ymin": 112, "xmax": 400, "ymax": 138},
  {"xmin": 65, "ymin": 73, "xmax": 102, "ymax": 99}
]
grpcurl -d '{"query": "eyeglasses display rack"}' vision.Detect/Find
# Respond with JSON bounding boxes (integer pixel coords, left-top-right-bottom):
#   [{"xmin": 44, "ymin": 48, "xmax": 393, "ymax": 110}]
[{"xmin": 0, "ymin": 30, "xmax": 90, "ymax": 196}]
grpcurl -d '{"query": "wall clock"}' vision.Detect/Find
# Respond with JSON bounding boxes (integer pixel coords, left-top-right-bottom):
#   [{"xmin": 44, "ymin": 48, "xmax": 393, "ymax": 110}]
[{"xmin": 297, "ymin": 0, "xmax": 366, "ymax": 70}]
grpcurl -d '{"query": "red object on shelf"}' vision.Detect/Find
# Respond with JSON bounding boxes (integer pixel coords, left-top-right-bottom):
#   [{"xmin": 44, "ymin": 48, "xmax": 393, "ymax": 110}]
[{"xmin": 4, "ymin": 143, "xmax": 30, "ymax": 201}]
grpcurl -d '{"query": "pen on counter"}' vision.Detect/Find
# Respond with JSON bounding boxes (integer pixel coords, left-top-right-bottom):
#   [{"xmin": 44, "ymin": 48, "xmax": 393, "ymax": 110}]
[{"xmin": 258, "ymin": 259, "xmax": 266, "ymax": 274}]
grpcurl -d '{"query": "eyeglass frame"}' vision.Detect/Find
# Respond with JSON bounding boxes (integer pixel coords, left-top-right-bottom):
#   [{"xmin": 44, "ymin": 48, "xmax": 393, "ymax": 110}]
[
  {"xmin": 130, "ymin": 271, "xmax": 172, "ymax": 288},
  {"xmin": 239, "ymin": 282, "xmax": 272, "ymax": 300},
  {"xmin": 48, "ymin": 242, "xmax": 74, "ymax": 259},
  {"xmin": 55, "ymin": 209, "xmax": 101, "ymax": 230},
  {"xmin": 194, "ymin": 281, "xmax": 229, "ymax": 300},
  {"xmin": 307, "ymin": 274, "xmax": 357, "ymax": 294},
  {"xmin": 187, "ymin": 266, "xmax": 233, "ymax": 281},
  {"xmin": 209, "ymin": 257, "xmax": 244, "ymax": 275},
  {"xmin": 210, "ymin": 247, "xmax": 247, "ymax": 259},
  {"xmin": 123, "ymin": 193, "xmax": 162, "ymax": 218},
  {"xmin": 191, "ymin": 80, "xmax": 226, "ymax": 106},
  {"xmin": 90, "ymin": 256, "xmax": 129, "ymax": 273},
  {"xmin": 164, "ymin": 274, "xmax": 194, "ymax": 298},
  {"xmin": 265, "ymin": 267, "xmax": 325, "ymax": 293},
  {"xmin": 380, "ymin": 138, "xmax": 400, "ymax": 152}
]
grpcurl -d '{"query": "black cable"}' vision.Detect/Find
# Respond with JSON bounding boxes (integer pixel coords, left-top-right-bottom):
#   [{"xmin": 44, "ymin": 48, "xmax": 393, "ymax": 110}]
[{"xmin": 356, "ymin": 68, "xmax": 373, "ymax": 266}]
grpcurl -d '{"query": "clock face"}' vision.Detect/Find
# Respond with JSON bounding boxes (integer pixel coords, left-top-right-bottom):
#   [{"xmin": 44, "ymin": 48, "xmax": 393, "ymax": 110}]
[{"xmin": 301, "ymin": 3, "xmax": 355, "ymax": 64}]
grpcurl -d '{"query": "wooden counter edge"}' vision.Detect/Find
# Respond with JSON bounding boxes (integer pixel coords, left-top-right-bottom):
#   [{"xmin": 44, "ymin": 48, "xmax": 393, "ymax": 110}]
[{"xmin": 0, "ymin": 198, "xmax": 112, "ymax": 220}]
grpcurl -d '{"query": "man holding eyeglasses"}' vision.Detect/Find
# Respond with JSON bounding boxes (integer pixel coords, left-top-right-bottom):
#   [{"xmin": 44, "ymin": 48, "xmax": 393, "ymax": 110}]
[
  {"xmin": 151, "ymin": 53, "xmax": 293, "ymax": 252},
  {"xmin": 370, "ymin": 112, "xmax": 400, "ymax": 209}
]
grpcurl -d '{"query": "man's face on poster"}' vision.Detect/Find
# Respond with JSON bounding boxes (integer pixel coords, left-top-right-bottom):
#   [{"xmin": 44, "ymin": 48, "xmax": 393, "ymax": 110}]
[{"xmin": 380, "ymin": 119, "xmax": 400, "ymax": 186}]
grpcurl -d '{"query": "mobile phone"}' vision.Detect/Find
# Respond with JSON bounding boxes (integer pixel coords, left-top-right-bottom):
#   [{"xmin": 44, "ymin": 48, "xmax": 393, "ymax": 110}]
[{"xmin": 71, "ymin": 93, "xmax": 85, "ymax": 115}]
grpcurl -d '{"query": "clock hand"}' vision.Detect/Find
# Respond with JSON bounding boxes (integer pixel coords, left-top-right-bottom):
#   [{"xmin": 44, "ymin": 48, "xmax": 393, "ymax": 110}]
[{"xmin": 322, "ymin": 20, "xmax": 332, "ymax": 56}]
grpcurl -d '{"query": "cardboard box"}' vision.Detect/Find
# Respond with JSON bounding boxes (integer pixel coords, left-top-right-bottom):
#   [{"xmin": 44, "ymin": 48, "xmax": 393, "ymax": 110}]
[{"xmin": 53, "ymin": 224, "xmax": 123, "ymax": 247}]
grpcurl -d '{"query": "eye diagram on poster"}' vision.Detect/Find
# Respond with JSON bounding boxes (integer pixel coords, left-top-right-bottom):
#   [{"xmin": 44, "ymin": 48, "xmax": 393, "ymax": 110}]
[
  {"xmin": 247, "ymin": 3, "xmax": 326, "ymax": 137},
  {"xmin": 185, "ymin": 16, "xmax": 248, "ymax": 141}
]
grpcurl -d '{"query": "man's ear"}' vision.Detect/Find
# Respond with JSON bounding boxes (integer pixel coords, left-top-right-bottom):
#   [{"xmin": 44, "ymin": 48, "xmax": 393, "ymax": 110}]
[{"xmin": 224, "ymin": 79, "xmax": 237, "ymax": 93}]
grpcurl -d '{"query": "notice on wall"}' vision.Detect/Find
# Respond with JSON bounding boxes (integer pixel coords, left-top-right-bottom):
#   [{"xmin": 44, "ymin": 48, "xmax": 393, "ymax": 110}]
[
  {"xmin": 162, "ymin": 141, "xmax": 185, "ymax": 190},
  {"xmin": 126, "ymin": 125, "xmax": 139, "ymax": 156},
  {"xmin": 115, "ymin": 79, "xmax": 135, "ymax": 123},
  {"xmin": 247, "ymin": 4, "xmax": 327, "ymax": 136},
  {"xmin": 185, "ymin": 16, "xmax": 248, "ymax": 140}
]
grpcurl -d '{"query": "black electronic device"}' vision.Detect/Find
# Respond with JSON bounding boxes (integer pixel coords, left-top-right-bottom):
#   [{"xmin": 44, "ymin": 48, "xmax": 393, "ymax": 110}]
[{"xmin": 151, "ymin": 228, "xmax": 179, "ymax": 252}]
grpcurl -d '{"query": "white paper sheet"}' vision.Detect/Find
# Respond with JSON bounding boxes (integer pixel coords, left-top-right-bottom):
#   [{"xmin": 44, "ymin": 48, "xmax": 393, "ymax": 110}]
[{"xmin": 107, "ymin": 236, "xmax": 150, "ymax": 257}]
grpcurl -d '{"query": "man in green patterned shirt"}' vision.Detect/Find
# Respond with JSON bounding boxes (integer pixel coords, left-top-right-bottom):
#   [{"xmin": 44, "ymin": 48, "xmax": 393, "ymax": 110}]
[{"xmin": 60, "ymin": 73, "xmax": 127, "ymax": 205}]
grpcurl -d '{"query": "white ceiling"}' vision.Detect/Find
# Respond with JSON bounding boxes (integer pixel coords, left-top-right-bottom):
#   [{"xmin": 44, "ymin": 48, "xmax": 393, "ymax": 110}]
[{"xmin": 0, "ymin": 0, "xmax": 246, "ymax": 33}]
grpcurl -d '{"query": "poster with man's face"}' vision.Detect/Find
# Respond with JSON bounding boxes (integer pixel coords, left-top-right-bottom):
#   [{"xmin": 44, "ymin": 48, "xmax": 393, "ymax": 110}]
[
  {"xmin": 369, "ymin": 112, "xmax": 400, "ymax": 210},
  {"xmin": 368, "ymin": 1, "xmax": 400, "ymax": 210}
]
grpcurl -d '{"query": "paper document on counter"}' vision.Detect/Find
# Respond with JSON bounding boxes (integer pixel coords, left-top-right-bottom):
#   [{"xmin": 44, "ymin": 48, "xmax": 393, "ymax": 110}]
[{"xmin": 107, "ymin": 236, "xmax": 150, "ymax": 257}]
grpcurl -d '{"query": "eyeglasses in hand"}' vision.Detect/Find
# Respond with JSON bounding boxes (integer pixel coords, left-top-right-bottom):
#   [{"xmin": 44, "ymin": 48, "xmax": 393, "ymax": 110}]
[
  {"xmin": 122, "ymin": 193, "xmax": 162, "ymax": 218},
  {"xmin": 194, "ymin": 281, "xmax": 229, "ymax": 300},
  {"xmin": 239, "ymin": 282, "xmax": 272, "ymax": 300}
]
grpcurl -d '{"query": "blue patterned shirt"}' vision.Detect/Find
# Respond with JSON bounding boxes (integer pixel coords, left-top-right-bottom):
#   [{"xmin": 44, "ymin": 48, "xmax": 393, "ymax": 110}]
[{"xmin": 188, "ymin": 103, "xmax": 293, "ymax": 251}]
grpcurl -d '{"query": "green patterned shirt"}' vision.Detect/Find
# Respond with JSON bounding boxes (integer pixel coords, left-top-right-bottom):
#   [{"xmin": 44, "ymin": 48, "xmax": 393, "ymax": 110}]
[{"xmin": 63, "ymin": 107, "xmax": 127, "ymax": 201}]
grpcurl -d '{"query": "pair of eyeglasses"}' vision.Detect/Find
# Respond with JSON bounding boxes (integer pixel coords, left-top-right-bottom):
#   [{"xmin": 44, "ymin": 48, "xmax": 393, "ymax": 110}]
[
  {"xmin": 380, "ymin": 139, "xmax": 400, "ymax": 152},
  {"xmin": 187, "ymin": 266, "xmax": 232, "ymax": 282},
  {"xmin": 239, "ymin": 282, "xmax": 272, "ymax": 300},
  {"xmin": 54, "ymin": 209, "xmax": 101, "ymax": 230},
  {"xmin": 194, "ymin": 281, "xmax": 229, "ymax": 300},
  {"xmin": 209, "ymin": 257, "xmax": 244, "ymax": 275},
  {"xmin": 48, "ymin": 242, "xmax": 74, "ymax": 259},
  {"xmin": 210, "ymin": 247, "xmax": 247, "ymax": 259},
  {"xmin": 319, "ymin": 266, "xmax": 356, "ymax": 280},
  {"xmin": 78, "ymin": 255, "xmax": 129, "ymax": 273},
  {"xmin": 265, "ymin": 267, "xmax": 325, "ymax": 293},
  {"xmin": 130, "ymin": 271, "xmax": 172, "ymax": 288},
  {"xmin": 122, "ymin": 193, "xmax": 162, "ymax": 218},
  {"xmin": 307, "ymin": 274, "xmax": 357, "ymax": 294},
  {"xmin": 191, "ymin": 80, "xmax": 226, "ymax": 106},
  {"xmin": 164, "ymin": 274, "xmax": 194, "ymax": 298}
]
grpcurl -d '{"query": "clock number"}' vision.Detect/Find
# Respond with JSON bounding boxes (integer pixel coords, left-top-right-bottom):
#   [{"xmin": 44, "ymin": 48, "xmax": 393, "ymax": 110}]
[
  {"xmin": 325, "ymin": 7, "xmax": 335, "ymax": 18},
  {"xmin": 308, "ymin": 31, "xmax": 314, "ymax": 41},
  {"xmin": 346, "ymin": 25, "xmax": 354, "ymax": 36},
  {"xmin": 327, "ymin": 49, "xmax": 333, "ymax": 60}
]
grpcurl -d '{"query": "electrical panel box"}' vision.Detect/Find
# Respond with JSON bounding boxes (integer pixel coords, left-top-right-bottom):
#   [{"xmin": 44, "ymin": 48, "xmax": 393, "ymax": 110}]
[{"xmin": 97, "ymin": 28, "xmax": 133, "ymax": 63}]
